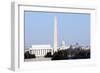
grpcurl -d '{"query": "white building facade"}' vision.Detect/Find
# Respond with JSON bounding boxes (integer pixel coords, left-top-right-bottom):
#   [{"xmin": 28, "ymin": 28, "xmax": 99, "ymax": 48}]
[{"xmin": 29, "ymin": 45, "xmax": 53, "ymax": 56}]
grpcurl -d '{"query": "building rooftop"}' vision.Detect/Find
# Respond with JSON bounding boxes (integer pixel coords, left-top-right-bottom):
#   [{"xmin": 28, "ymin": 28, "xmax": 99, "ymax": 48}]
[{"xmin": 29, "ymin": 44, "xmax": 52, "ymax": 50}]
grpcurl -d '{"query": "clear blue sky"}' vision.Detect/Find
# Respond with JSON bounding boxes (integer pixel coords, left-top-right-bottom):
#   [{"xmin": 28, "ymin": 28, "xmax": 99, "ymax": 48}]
[{"xmin": 24, "ymin": 11, "xmax": 90, "ymax": 49}]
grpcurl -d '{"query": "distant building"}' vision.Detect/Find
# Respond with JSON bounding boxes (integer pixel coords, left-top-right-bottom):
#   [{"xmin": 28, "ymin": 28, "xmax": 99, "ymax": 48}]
[
  {"xmin": 81, "ymin": 46, "xmax": 90, "ymax": 50},
  {"xmin": 59, "ymin": 41, "xmax": 70, "ymax": 50},
  {"xmin": 29, "ymin": 45, "xmax": 53, "ymax": 56},
  {"xmin": 61, "ymin": 41, "xmax": 66, "ymax": 49}
]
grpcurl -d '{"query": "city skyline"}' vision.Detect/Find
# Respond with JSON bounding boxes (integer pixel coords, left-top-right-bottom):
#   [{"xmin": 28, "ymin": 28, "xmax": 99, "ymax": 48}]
[{"xmin": 24, "ymin": 11, "xmax": 90, "ymax": 49}]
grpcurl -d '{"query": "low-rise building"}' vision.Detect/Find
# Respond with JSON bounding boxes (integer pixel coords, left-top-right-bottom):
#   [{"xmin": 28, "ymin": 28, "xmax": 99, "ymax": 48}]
[{"xmin": 29, "ymin": 44, "xmax": 53, "ymax": 56}]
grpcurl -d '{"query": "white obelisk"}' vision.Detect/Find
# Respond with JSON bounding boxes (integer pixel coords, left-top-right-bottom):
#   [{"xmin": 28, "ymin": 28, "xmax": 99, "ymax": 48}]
[{"xmin": 53, "ymin": 16, "xmax": 58, "ymax": 52}]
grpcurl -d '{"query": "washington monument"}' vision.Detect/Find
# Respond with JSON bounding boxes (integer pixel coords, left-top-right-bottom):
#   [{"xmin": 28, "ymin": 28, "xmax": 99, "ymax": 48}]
[{"xmin": 54, "ymin": 16, "xmax": 58, "ymax": 52}]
